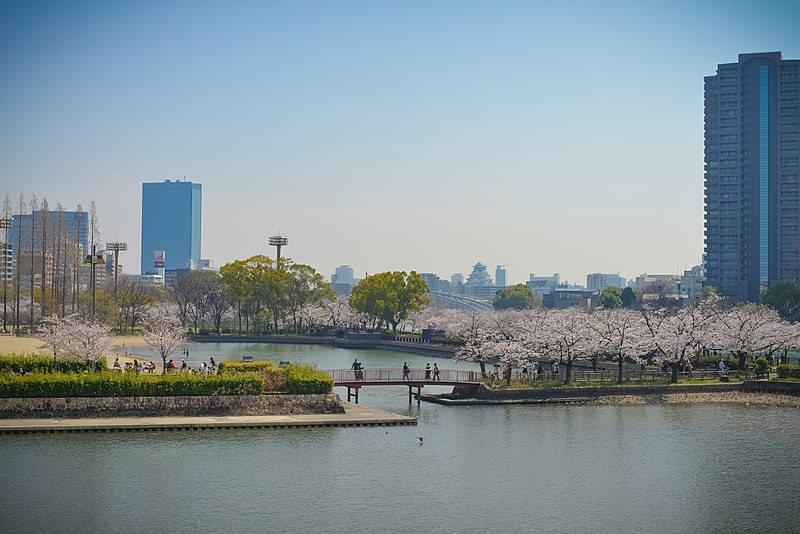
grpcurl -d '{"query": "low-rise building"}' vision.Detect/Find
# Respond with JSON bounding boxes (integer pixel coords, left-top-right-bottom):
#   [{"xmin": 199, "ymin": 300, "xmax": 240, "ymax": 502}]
[{"xmin": 586, "ymin": 273, "xmax": 626, "ymax": 291}]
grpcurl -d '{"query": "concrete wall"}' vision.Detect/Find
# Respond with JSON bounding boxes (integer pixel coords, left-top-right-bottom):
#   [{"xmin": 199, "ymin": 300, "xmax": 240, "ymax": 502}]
[
  {"xmin": 448, "ymin": 383, "xmax": 743, "ymax": 401},
  {"xmin": 742, "ymin": 381, "xmax": 800, "ymax": 395},
  {"xmin": 0, "ymin": 394, "xmax": 344, "ymax": 419}
]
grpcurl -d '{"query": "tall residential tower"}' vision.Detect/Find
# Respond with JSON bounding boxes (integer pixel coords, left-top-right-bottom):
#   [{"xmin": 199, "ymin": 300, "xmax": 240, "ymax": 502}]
[
  {"xmin": 704, "ymin": 52, "xmax": 800, "ymax": 301},
  {"xmin": 140, "ymin": 180, "xmax": 202, "ymax": 274}
]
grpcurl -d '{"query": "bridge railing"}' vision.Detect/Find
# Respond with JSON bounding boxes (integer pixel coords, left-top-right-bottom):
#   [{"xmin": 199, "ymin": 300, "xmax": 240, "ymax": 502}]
[{"xmin": 323, "ymin": 368, "xmax": 483, "ymax": 384}]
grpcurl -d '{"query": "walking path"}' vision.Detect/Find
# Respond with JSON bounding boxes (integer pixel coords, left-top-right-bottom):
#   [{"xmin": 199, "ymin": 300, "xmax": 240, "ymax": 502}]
[{"xmin": 0, "ymin": 402, "xmax": 416, "ymax": 433}]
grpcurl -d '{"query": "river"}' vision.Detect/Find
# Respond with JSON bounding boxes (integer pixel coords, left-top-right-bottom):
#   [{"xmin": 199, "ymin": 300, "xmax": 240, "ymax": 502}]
[{"xmin": 1, "ymin": 343, "xmax": 798, "ymax": 534}]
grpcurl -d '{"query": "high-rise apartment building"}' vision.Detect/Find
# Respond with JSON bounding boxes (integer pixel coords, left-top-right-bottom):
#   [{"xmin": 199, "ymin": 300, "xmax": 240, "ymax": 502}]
[
  {"xmin": 141, "ymin": 180, "xmax": 202, "ymax": 274},
  {"xmin": 704, "ymin": 52, "xmax": 800, "ymax": 301},
  {"xmin": 495, "ymin": 265, "xmax": 507, "ymax": 289}
]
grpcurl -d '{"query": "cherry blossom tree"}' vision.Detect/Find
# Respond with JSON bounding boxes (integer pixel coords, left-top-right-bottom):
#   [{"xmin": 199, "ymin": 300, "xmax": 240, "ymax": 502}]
[
  {"xmin": 546, "ymin": 308, "xmax": 597, "ymax": 384},
  {"xmin": 590, "ymin": 308, "xmax": 648, "ymax": 383},
  {"xmin": 710, "ymin": 303, "xmax": 787, "ymax": 370},
  {"xmin": 64, "ymin": 316, "xmax": 112, "ymax": 363},
  {"xmin": 640, "ymin": 303, "xmax": 716, "ymax": 382},
  {"xmin": 38, "ymin": 314, "xmax": 72, "ymax": 359},
  {"xmin": 144, "ymin": 308, "xmax": 187, "ymax": 375}
]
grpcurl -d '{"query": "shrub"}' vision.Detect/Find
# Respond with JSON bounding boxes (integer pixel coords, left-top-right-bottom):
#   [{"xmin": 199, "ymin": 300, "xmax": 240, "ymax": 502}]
[
  {"xmin": 219, "ymin": 360, "xmax": 287, "ymax": 391},
  {"xmin": 0, "ymin": 372, "xmax": 265, "ymax": 397},
  {"xmin": 285, "ymin": 364, "xmax": 333, "ymax": 394},
  {"xmin": 755, "ymin": 357, "xmax": 770, "ymax": 376},
  {"xmin": 0, "ymin": 354, "xmax": 106, "ymax": 374},
  {"xmin": 218, "ymin": 360, "xmax": 277, "ymax": 373}
]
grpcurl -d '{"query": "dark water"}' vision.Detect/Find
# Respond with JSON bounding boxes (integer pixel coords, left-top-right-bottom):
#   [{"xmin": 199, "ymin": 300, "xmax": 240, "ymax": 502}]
[{"xmin": 1, "ymin": 343, "xmax": 798, "ymax": 534}]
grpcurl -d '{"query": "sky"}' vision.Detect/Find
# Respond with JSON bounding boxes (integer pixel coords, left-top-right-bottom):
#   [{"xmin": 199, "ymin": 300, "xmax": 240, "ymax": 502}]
[{"xmin": 1, "ymin": 1, "xmax": 799, "ymax": 284}]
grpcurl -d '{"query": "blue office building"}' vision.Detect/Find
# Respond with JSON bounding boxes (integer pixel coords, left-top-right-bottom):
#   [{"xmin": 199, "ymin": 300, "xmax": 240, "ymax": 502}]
[{"xmin": 140, "ymin": 180, "xmax": 202, "ymax": 274}]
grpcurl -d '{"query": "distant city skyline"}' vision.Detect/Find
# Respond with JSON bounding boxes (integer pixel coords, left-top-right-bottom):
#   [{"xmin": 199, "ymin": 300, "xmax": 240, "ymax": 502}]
[{"xmin": 2, "ymin": 3, "xmax": 799, "ymax": 282}]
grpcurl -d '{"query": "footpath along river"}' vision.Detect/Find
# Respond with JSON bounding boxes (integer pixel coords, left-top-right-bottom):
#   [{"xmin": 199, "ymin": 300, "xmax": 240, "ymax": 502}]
[{"xmin": 1, "ymin": 343, "xmax": 798, "ymax": 534}]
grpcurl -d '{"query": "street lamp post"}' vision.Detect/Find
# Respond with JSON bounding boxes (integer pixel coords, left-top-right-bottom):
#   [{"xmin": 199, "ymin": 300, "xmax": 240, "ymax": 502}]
[
  {"xmin": 83, "ymin": 246, "xmax": 105, "ymax": 318},
  {"xmin": 105, "ymin": 242, "xmax": 127, "ymax": 297},
  {"xmin": 0, "ymin": 217, "xmax": 11, "ymax": 333}
]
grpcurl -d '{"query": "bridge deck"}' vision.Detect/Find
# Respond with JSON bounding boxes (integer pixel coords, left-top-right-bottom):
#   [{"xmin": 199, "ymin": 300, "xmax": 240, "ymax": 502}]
[{"xmin": 324, "ymin": 368, "xmax": 482, "ymax": 386}]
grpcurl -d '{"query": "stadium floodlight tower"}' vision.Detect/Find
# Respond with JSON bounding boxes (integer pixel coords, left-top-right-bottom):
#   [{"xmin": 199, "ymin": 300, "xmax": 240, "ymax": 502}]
[
  {"xmin": 268, "ymin": 235, "xmax": 288, "ymax": 268},
  {"xmin": 105, "ymin": 241, "xmax": 127, "ymax": 296}
]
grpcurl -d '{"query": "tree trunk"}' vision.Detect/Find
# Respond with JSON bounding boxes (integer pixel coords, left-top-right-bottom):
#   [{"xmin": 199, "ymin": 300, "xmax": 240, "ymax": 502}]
[
  {"xmin": 162, "ymin": 355, "xmax": 167, "ymax": 376},
  {"xmin": 617, "ymin": 353, "xmax": 623, "ymax": 384},
  {"xmin": 479, "ymin": 361, "xmax": 487, "ymax": 378},
  {"xmin": 671, "ymin": 363, "xmax": 679, "ymax": 384},
  {"xmin": 504, "ymin": 364, "xmax": 512, "ymax": 385},
  {"xmin": 391, "ymin": 320, "xmax": 398, "ymax": 332},
  {"xmin": 738, "ymin": 351, "xmax": 746, "ymax": 372},
  {"xmin": 564, "ymin": 360, "xmax": 572, "ymax": 384}
]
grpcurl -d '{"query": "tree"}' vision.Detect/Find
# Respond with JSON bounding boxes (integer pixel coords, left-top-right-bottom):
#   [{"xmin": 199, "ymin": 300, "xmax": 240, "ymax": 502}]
[
  {"xmin": 205, "ymin": 274, "xmax": 231, "ymax": 334},
  {"xmin": 621, "ymin": 287, "xmax": 636, "ymax": 308},
  {"xmin": 284, "ymin": 261, "xmax": 335, "ymax": 332},
  {"xmin": 546, "ymin": 308, "xmax": 596, "ymax": 384},
  {"xmin": 600, "ymin": 287, "xmax": 623, "ymax": 309},
  {"xmin": 762, "ymin": 282, "xmax": 800, "ymax": 322},
  {"xmin": 115, "ymin": 277, "xmax": 159, "ymax": 333},
  {"xmin": 640, "ymin": 303, "xmax": 716, "ymax": 383},
  {"xmin": 711, "ymin": 303, "xmax": 786, "ymax": 370},
  {"xmin": 143, "ymin": 308, "xmax": 186, "ymax": 374},
  {"xmin": 590, "ymin": 308, "xmax": 647, "ymax": 383},
  {"xmin": 350, "ymin": 271, "xmax": 430, "ymax": 332},
  {"xmin": 39, "ymin": 314, "xmax": 72, "ymax": 359},
  {"xmin": 61, "ymin": 315, "xmax": 112, "ymax": 362},
  {"xmin": 493, "ymin": 284, "xmax": 535, "ymax": 310}
]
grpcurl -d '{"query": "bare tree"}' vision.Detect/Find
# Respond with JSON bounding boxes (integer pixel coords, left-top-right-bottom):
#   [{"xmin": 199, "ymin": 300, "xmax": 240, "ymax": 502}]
[{"xmin": 115, "ymin": 276, "xmax": 158, "ymax": 333}]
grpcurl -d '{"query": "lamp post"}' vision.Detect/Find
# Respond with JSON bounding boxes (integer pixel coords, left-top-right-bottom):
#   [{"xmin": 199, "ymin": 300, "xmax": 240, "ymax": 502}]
[
  {"xmin": 105, "ymin": 242, "xmax": 127, "ymax": 297},
  {"xmin": 83, "ymin": 246, "xmax": 105, "ymax": 318},
  {"xmin": 0, "ymin": 217, "xmax": 11, "ymax": 332},
  {"xmin": 268, "ymin": 235, "xmax": 288, "ymax": 269}
]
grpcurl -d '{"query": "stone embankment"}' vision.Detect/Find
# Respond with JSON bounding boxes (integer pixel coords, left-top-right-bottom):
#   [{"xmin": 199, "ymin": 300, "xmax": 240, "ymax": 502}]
[
  {"xmin": 0, "ymin": 394, "xmax": 344, "ymax": 419},
  {"xmin": 424, "ymin": 381, "xmax": 800, "ymax": 407}
]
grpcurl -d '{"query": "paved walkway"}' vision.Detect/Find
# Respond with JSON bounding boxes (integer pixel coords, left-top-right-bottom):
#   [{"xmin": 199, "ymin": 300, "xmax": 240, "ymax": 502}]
[{"xmin": 0, "ymin": 403, "xmax": 416, "ymax": 433}]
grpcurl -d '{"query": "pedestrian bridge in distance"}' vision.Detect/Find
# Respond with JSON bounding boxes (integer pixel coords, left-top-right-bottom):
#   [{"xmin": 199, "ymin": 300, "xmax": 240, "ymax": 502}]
[{"xmin": 322, "ymin": 368, "xmax": 482, "ymax": 404}]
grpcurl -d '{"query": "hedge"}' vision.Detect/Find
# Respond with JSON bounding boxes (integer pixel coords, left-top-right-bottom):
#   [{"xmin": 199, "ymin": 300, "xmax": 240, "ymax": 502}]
[
  {"xmin": 285, "ymin": 364, "xmax": 333, "ymax": 394},
  {"xmin": 0, "ymin": 354, "xmax": 106, "ymax": 374},
  {"xmin": 0, "ymin": 372, "xmax": 265, "ymax": 398},
  {"xmin": 218, "ymin": 360, "xmax": 277, "ymax": 373}
]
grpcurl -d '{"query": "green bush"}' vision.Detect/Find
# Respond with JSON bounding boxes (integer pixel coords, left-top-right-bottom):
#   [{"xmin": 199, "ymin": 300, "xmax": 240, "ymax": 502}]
[
  {"xmin": 0, "ymin": 354, "xmax": 106, "ymax": 374},
  {"xmin": 219, "ymin": 360, "xmax": 286, "ymax": 391},
  {"xmin": 0, "ymin": 372, "xmax": 265, "ymax": 397},
  {"xmin": 218, "ymin": 360, "xmax": 277, "ymax": 373},
  {"xmin": 285, "ymin": 364, "xmax": 333, "ymax": 394},
  {"xmin": 755, "ymin": 357, "xmax": 770, "ymax": 376}
]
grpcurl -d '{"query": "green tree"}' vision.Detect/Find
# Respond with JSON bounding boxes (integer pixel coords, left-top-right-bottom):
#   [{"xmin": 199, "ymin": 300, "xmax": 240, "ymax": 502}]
[
  {"xmin": 621, "ymin": 286, "xmax": 636, "ymax": 308},
  {"xmin": 762, "ymin": 282, "xmax": 800, "ymax": 322},
  {"xmin": 600, "ymin": 286, "xmax": 623, "ymax": 308},
  {"xmin": 350, "ymin": 271, "xmax": 430, "ymax": 332},
  {"xmin": 493, "ymin": 284, "xmax": 535, "ymax": 310},
  {"xmin": 284, "ymin": 261, "xmax": 335, "ymax": 332}
]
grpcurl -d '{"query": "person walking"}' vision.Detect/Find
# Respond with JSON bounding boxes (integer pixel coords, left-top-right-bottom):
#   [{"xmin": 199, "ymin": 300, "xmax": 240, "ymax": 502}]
[
  {"xmin": 552, "ymin": 361, "xmax": 559, "ymax": 380},
  {"xmin": 433, "ymin": 362, "xmax": 440, "ymax": 381},
  {"xmin": 403, "ymin": 362, "xmax": 410, "ymax": 381},
  {"xmin": 425, "ymin": 362, "xmax": 432, "ymax": 380}
]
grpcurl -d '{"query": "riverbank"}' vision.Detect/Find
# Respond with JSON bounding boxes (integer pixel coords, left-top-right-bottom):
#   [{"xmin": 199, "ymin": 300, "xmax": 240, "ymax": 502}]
[
  {"xmin": 190, "ymin": 334, "xmax": 458, "ymax": 358},
  {"xmin": 423, "ymin": 381, "xmax": 800, "ymax": 407},
  {"xmin": 0, "ymin": 402, "xmax": 416, "ymax": 433}
]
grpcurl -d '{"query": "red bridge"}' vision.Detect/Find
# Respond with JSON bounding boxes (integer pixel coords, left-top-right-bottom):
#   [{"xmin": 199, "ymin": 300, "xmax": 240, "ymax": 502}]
[{"xmin": 323, "ymin": 368, "xmax": 482, "ymax": 404}]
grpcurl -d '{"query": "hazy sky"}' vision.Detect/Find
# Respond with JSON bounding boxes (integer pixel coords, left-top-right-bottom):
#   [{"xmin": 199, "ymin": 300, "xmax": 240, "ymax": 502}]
[{"xmin": 1, "ymin": 1, "xmax": 799, "ymax": 284}]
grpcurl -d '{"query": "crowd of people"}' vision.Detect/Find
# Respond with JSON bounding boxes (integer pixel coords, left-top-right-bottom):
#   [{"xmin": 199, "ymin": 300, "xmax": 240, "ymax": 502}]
[{"xmin": 111, "ymin": 354, "xmax": 219, "ymax": 375}]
